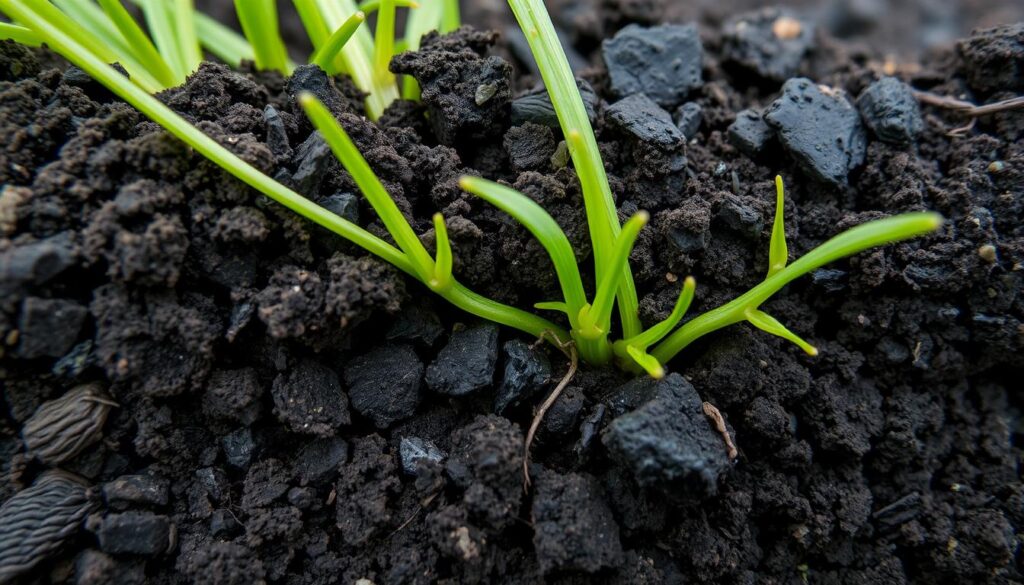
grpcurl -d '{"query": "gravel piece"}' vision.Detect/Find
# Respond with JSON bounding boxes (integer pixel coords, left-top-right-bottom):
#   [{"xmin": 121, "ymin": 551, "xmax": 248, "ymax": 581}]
[
  {"xmin": 290, "ymin": 133, "xmax": 334, "ymax": 197},
  {"xmin": 263, "ymin": 105, "xmax": 290, "ymax": 159},
  {"xmin": 22, "ymin": 382, "xmax": 114, "ymax": 465},
  {"xmin": 541, "ymin": 386, "xmax": 584, "ymax": 437},
  {"xmin": 494, "ymin": 339, "xmax": 551, "ymax": 414},
  {"xmin": 510, "ymin": 80, "xmax": 599, "ymax": 128},
  {"xmin": 221, "ymin": 428, "xmax": 255, "ymax": 469},
  {"xmin": 606, "ymin": 93, "xmax": 686, "ymax": 149},
  {"xmin": 727, "ymin": 109, "xmax": 775, "ymax": 159},
  {"xmin": 399, "ymin": 437, "xmax": 446, "ymax": 477},
  {"xmin": 764, "ymin": 78, "xmax": 867, "ymax": 186},
  {"xmin": 271, "ymin": 359, "xmax": 350, "ymax": 435},
  {"xmin": 15, "ymin": 297, "xmax": 87, "ymax": 359},
  {"xmin": 602, "ymin": 374, "xmax": 731, "ymax": 496},
  {"xmin": 425, "ymin": 324, "xmax": 500, "ymax": 396},
  {"xmin": 602, "ymin": 23, "xmax": 703, "ymax": 107},
  {"xmin": 856, "ymin": 77, "xmax": 924, "ymax": 144},
  {"xmin": 674, "ymin": 102, "xmax": 703, "ymax": 139},
  {"xmin": 715, "ymin": 194, "xmax": 764, "ymax": 237},
  {"xmin": 102, "ymin": 475, "xmax": 169, "ymax": 510},
  {"xmin": 532, "ymin": 468, "xmax": 624, "ymax": 575},
  {"xmin": 0, "ymin": 471, "xmax": 98, "ymax": 583},
  {"xmin": 722, "ymin": 8, "xmax": 815, "ymax": 82},
  {"xmin": 317, "ymin": 192, "xmax": 359, "ymax": 224},
  {"xmin": 344, "ymin": 344, "xmax": 423, "ymax": 429},
  {"xmin": 91, "ymin": 511, "xmax": 173, "ymax": 556},
  {"xmin": 0, "ymin": 233, "xmax": 75, "ymax": 287}
]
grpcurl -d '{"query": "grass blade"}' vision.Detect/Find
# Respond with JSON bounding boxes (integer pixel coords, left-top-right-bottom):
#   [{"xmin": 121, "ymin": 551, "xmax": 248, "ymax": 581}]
[
  {"xmin": 0, "ymin": 22, "xmax": 41, "ymax": 45},
  {"xmin": 97, "ymin": 0, "xmax": 178, "ymax": 87},
  {"xmin": 767, "ymin": 175, "xmax": 788, "ymax": 277},
  {"xmin": 310, "ymin": 10, "xmax": 365, "ymax": 72},
  {"xmin": 234, "ymin": 0, "xmax": 290, "ymax": 72}
]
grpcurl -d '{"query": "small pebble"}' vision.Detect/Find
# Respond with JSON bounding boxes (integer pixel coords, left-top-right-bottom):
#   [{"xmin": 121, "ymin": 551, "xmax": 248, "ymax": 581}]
[{"xmin": 978, "ymin": 244, "xmax": 998, "ymax": 263}]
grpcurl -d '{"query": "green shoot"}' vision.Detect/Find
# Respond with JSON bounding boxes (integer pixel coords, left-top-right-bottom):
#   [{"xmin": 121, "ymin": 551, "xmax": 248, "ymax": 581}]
[
  {"xmin": 97, "ymin": 0, "xmax": 177, "ymax": 88},
  {"xmin": 0, "ymin": 21, "xmax": 41, "ymax": 45},
  {"xmin": 401, "ymin": 0, "xmax": 443, "ymax": 99},
  {"xmin": 373, "ymin": 0, "xmax": 397, "ymax": 88},
  {"xmin": 234, "ymin": 0, "xmax": 291, "ymax": 73},
  {"xmin": 357, "ymin": 0, "xmax": 420, "ymax": 13},
  {"xmin": 431, "ymin": 213, "xmax": 453, "ymax": 290},
  {"xmin": 768, "ymin": 175, "xmax": 788, "ymax": 277},
  {"xmin": 310, "ymin": 11, "xmax": 366, "ymax": 72},
  {"xmin": 440, "ymin": 0, "xmax": 461, "ymax": 32},
  {"xmin": 577, "ymin": 212, "xmax": 648, "ymax": 341},
  {"xmin": 193, "ymin": 11, "xmax": 256, "ymax": 67}
]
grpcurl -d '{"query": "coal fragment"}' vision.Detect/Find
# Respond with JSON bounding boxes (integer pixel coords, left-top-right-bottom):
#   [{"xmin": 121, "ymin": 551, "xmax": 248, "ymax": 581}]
[
  {"xmin": 221, "ymin": 428, "xmax": 255, "ymax": 469},
  {"xmin": 811, "ymin": 268, "xmax": 848, "ymax": 293},
  {"xmin": 399, "ymin": 437, "xmax": 446, "ymax": 477},
  {"xmin": 22, "ymin": 382, "xmax": 115, "ymax": 465},
  {"xmin": 532, "ymin": 469, "xmax": 624, "ymax": 575},
  {"xmin": 0, "ymin": 233, "xmax": 76, "ymax": 287},
  {"xmin": 722, "ymin": 8, "xmax": 815, "ymax": 82},
  {"xmin": 263, "ymin": 105, "xmax": 291, "ymax": 159},
  {"xmin": 102, "ymin": 475, "xmax": 169, "ymax": 510},
  {"xmin": 344, "ymin": 344, "xmax": 423, "ymax": 429},
  {"xmin": 674, "ymin": 102, "xmax": 703, "ymax": 139},
  {"xmin": 541, "ymin": 386, "xmax": 584, "ymax": 437},
  {"xmin": 602, "ymin": 23, "xmax": 703, "ymax": 107},
  {"xmin": 202, "ymin": 368, "xmax": 262, "ymax": 426},
  {"xmin": 510, "ymin": 80, "xmax": 599, "ymax": 128},
  {"xmin": 0, "ymin": 471, "xmax": 98, "ymax": 583},
  {"xmin": 317, "ymin": 192, "xmax": 359, "ymax": 224},
  {"xmin": 661, "ymin": 198, "xmax": 712, "ymax": 255},
  {"xmin": 764, "ymin": 78, "xmax": 867, "ymax": 187},
  {"xmin": 386, "ymin": 303, "xmax": 444, "ymax": 347},
  {"xmin": 293, "ymin": 437, "xmax": 348, "ymax": 486},
  {"xmin": 92, "ymin": 511, "xmax": 173, "ymax": 556},
  {"xmin": 15, "ymin": 297, "xmax": 87, "ymax": 359},
  {"xmin": 504, "ymin": 122, "xmax": 557, "ymax": 172},
  {"xmin": 715, "ymin": 194, "xmax": 764, "ymax": 237},
  {"xmin": 606, "ymin": 93, "xmax": 686, "ymax": 149},
  {"xmin": 425, "ymin": 323, "xmax": 500, "ymax": 396},
  {"xmin": 856, "ymin": 77, "xmax": 923, "ymax": 145},
  {"xmin": 576, "ymin": 404, "xmax": 607, "ymax": 456},
  {"xmin": 271, "ymin": 359, "xmax": 350, "ymax": 435},
  {"xmin": 209, "ymin": 509, "xmax": 241, "ymax": 538},
  {"xmin": 727, "ymin": 109, "xmax": 775, "ymax": 158},
  {"xmin": 52, "ymin": 341, "xmax": 94, "ymax": 380},
  {"xmin": 602, "ymin": 374, "xmax": 730, "ymax": 495},
  {"xmin": 494, "ymin": 339, "xmax": 551, "ymax": 414},
  {"xmin": 957, "ymin": 23, "xmax": 1024, "ymax": 94},
  {"xmin": 290, "ymin": 133, "xmax": 334, "ymax": 197},
  {"xmin": 873, "ymin": 492, "xmax": 922, "ymax": 533},
  {"xmin": 287, "ymin": 64, "xmax": 350, "ymax": 116}
]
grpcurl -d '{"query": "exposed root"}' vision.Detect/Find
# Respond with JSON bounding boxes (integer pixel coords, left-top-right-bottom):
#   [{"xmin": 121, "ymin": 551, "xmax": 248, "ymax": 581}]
[
  {"xmin": 912, "ymin": 91, "xmax": 1024, "ymax": 135},
  {"xmin": 523, "ymin": 332, "xmax": 578, "ymax": 490},
  {"xmin": 702, "ymin": 402, "xmax": 738, "ymax": 460},
  {"xmin": 390, "ymin": 490, "xmax": 441, "ymax": 537}
]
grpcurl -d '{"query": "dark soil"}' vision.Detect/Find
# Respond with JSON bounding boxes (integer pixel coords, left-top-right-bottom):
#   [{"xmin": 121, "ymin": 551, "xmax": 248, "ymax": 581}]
[{"xmin": 1, "ymin": 1, "xmax": 1023, "ymax": 584}]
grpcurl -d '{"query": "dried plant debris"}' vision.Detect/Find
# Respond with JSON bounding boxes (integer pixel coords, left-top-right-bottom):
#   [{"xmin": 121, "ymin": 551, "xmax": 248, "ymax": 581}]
[
  {"xmin": 21, "ymin": 382, "xmax": 116, "ymax": 465},
  {"xmin": 0, "ymin": 471, "xmax": 98, "ymax": 583}
]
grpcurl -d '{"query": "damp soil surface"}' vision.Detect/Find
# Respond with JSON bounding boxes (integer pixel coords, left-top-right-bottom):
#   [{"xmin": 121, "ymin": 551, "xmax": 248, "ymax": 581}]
[{"xmin": 1, "ymin": 4, "xmax": 1023, "ymax": 585}]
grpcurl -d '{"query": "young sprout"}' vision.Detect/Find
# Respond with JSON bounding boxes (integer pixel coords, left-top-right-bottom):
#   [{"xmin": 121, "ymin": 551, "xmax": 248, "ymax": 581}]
[{"xmin": 234, "ymin": 0, "xmax": 291, "ymax": 73}]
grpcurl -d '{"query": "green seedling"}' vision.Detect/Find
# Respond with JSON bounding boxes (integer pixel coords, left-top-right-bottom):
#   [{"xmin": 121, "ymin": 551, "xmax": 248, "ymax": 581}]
[{"xmin": 1, "ymin": 0, "xmax": 942, "ymax": 379}]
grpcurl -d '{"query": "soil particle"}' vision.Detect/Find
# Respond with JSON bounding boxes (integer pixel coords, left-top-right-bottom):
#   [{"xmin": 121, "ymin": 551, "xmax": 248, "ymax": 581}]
[
  {"xmin": 425, "ymin": 323, "xmax": 500, "ymax": 396},
  {"xmin": 504, "ymin": 122, "xmax": 557, "ymax": 172},
  {"xmin": 292, "ymin": 436, "xmax": 348, "ymax": 487},
  {"xmin": 531, "ymin": 468, "xmax": 624, "ymax": 575},
  {"xmin": 391, "ymin": 28, "xmax": 513, "ymax": 146},
  {"xmin": 202, "ymin": 367, "xmax": 263, "ymax": 426},
  {"xmin": 74, "ymin": 548, "xmax": 146, "ymax": 585},
  {"xmin": 181, "ymin": 541, "xmax": 265, "ymax": 585},
  {"xmin": 324, "ymin": 253, "xmax": 407, "ymax": 330},
  {"xmin": 101, "ymin": 475, "xmax": 169, "ymax": 510},
  {"xmin": 270, "ymin": 359, "xmax": 350, "ymax": 436},
  {"xmin": 674, "ymin": 101, "xmax": 703, "ymax": 139},
  {"xmin": 602, "ymin": 23, "xmax": 703, "ymax": 107},
  {"xmin": 764, "ymin": 77, "xmax": 868, "ymax": 186},
  {"xmin": 262, "ymin": 104, "xmax": 290, "ymax": 160},
  {"xmin": 0, "ymin": 233, "xmax": 76, "ymax": 288},
  {"xmin": 445, "ymin": 415, "xmax": 523, "ymax": 531},
  {"xmin": 494, "ymin": 338, "xmax": 552, "ymax": 414},
  {"xmin": 857, "ymin": 77, "xmax": 924, "ymax": 145},
  {"xmin": 344, "ymin": 344, "xmax": 424, "ymax": 429},
  {"xmin": 399, "ymin": 436, "xmax": 447, "ymax": 477},
  {"xmin": 256, "ymin": 265, "xmax": 325, "ymax": 339},
  {"xmin": 510, "ymin": 80, "xmax": 600, "ymax": 128},
  {"xmin": 657, "ymin": 196, "xmax": 713, "ymax": 255},
  {"xmin": 242, "ymin": 458, "xmax": 290, "ymax": 510},
  {"xmin": 89, "ymin": 511, "xmax": 173, "ymax": 556},
  {"xmin": 606, "ymin": 93, "xmax": 686, "ymax": 149},
  {"xmin": 727, "ymin": 108, "xmax": 776, "ymax": 159},
  {"xmin": 335, "ymin": 434, "xmax": 400, "ymax": 546},
  {"xmin": 956, "ymin": 23, "xmax": 1024, "ymax": 94},
  {"xmin": 14, "ymin": 297, "xmax": 87, "ymax": 359},
  {"xmin": 721, "ymin": 8, "xmax": 816, "ymax": 83},
  {"xmin": 602, "ymin": 373, "xmax": 731, "ymax": 496}
]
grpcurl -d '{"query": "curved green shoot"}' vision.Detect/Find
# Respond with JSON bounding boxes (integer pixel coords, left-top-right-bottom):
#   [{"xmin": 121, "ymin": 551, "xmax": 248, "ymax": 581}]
[
  {"xmin": 310, "ymin": 11, "xmax": 365, "ymax": 72},
  {"xmin": 508, "ymin": 0, "xmax": 641, "ymax": 338},
  {"xmin": 768, "ymin": 175, "xmax": 788, "ymax": 277},
  {"xmin": 0, "ymin": 22, "xmax": 41, "ymax": 45},
  {"xmin": 97, "ymin": 0, "xmax": 177, "ymax": 88},
  {"xmin": 613, "ymin": 276, "xmax": 696, "ymax": 378},
  {"xmin": 431, "ymin": 213, "xmax": 453, "ymax": 291},
  {"xmin": 373, "ymin": 0, "xmax": 397, "ymax": 88},
  {"xmin": 651, "ymin": 211, "xmax": 943, "ymax": 363},
  {"xmin": 577, "ymin": 211, "xmax": 648, "ymax": 341},
  {"xmin": 234, "ymin": 0, "xmax": 291, "ymax": 73}
]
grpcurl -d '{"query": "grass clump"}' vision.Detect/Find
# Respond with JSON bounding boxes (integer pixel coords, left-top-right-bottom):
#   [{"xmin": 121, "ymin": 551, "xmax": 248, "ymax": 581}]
[{"xmin": 0, "ymin": 0, "xmax": 942, "ymax": 378}]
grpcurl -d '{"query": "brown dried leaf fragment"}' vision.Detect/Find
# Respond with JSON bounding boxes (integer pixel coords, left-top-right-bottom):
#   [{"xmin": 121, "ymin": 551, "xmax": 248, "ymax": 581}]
[{"xmin": 21, "ymin": 383, "xmax": 117, "ymax": 465}]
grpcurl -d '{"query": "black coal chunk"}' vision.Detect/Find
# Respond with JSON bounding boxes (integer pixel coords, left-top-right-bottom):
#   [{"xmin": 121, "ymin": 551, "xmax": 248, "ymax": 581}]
[
  {"xmin": 271, "ymin": 359, "xmax": 350, "ymax": 435},
  {"xmin": 293, "ymin": 437, "xmax": 348, "ymax": 486},
  {"xmin": 344, "ymin": 344, "xmax": 423, "ymax": 429},
  {"xmin": 92, "ymin": 511, "xmax": 173, "ymax": 556},
  {"xmin": 399, "ymin": 437, "xmax": 446, "ymax": 477},
  {"xmin": 602, "ymin": 23, "xmax": 703, "ymax": 107},
  {"xmin": 510, "ymin": 80, "xmax": 599, "ymax": 128},
  {"xmin": 727, "ymin": 109, "xmax": 775, "ymax": 159},
  {"xmin": 290, "ymin": 133, "xmax": 334, "ymax": 197},
  {"xmin": 602, "ymin": 374, "xmax": 730, "ymax": 496},
  {"xmin": 674, "ymin": 102, "xmax": 703, "ymax": 139},
  {"xmin": 531, "ymin": 468, "xmax": 624, "ymax": 575},
  {"xmin": 425, "ymin": 323, "xmax": 500, "ymax": 396},
  {"xmin": 102, "ymin": 475, "xmax": 169, "ymax": 510},
  {"xmin": 386, "ymin": 302, "xmax": 444, "ymax": 347},
  {"xmin": 0, "ymin": 233, "xmax": 76, "ymax": 289},
  {"xmin": 263, "ymin": 105, "xmax": 291, "ymax": 159},
  {"xmin": 856, "ymin": 77, "xmax": 924, "ymax": 145},
  {"xmin": 606, "ymin": 93, "xmax": 686, "ymax": 149},
  {"xmin": 541, "ymin": 386, "xmax": 584, "ymax": 437},
  {"xmin": 494, "ymin": 339, "xmax": 551, "ymax": 414},
  {"xmin": 287, "ymin": 63, "xmax": 352, "ymax": 117},
  {"xmin": 16, "ymin": 297, "xmax": 87, "ymax": 359},
  {"xmin": 317, "ymin": 192, "xmax": 359, "ymax": 224},
  {"xmin": 504, "ymin": 122, "xmax": 557, "ymax": 172},
  {"xmin": 221, "ymin": 428, "xmax": 255, "ymax": 469},
  {"xmin": 391, "ymin": 29, "xmax": 512, "ymax": 145},
  {"xmin": 715, "ymin": 194, "xmax": 764, "ymax": 238},
  {"xmin": 957, "ymin": 23, "xmax": 1024, "ymax": 94},
  {"xmin": 764, "ymin": 78, "xmax": 867, "ymax": 187},
  {"xmin": 722, "ymin": 8, "xmax": 815, "ymax": 83}
]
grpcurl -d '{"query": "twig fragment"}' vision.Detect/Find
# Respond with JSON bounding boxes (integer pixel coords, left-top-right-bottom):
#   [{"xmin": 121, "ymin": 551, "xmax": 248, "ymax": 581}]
[
  {"xmin": 523, "ymin": 333, "xmax": 578, "ymax": 490},
  {"xmin": 702, "ymin": 402, "xmax": 738, "ymax": 460}
]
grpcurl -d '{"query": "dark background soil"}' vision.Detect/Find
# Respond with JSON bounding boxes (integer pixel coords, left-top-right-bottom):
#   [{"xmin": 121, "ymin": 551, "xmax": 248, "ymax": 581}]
[{"xmin": 1, "ymin": 0, "xmax": 1022, "ymax": 584}]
